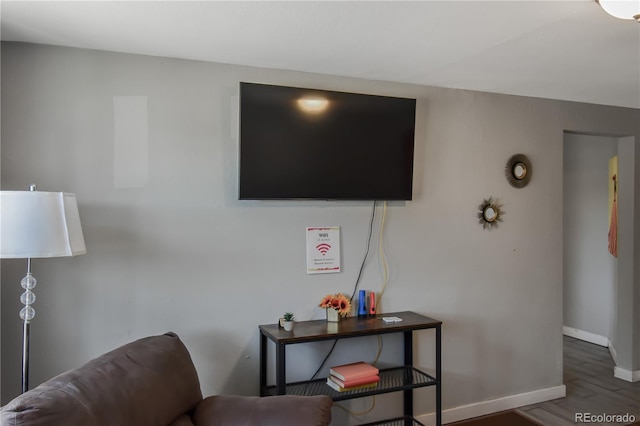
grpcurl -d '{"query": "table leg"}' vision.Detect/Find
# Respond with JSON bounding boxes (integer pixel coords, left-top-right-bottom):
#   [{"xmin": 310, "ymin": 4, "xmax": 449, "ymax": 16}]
[
  {"xmin": 403, "ymin": 331, "xmax": 413, "ymax": 417},
  {"xmin": 260, "ymin": 332, "xmax": 267, "ymax": 396},
  {"xmin": 436, "ymin": 325, "xmax": 442, "ymax": 426},
  {"xmin": 276, "ymin": 343, "xmax": 286, "ymax": 395}
]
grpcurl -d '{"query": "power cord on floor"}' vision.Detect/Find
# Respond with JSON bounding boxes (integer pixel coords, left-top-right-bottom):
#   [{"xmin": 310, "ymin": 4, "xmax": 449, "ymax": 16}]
[{"xmin": 334, "ymin": 396, "xmax": 377, "ymax": 416}]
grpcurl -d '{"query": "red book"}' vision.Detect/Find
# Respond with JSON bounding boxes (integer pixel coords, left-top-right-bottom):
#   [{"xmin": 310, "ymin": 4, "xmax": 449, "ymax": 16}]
[
  {"xmin": 329, "ymin": 361, "xmax": 379, "ymax": 381},
  {"xmin": 329, "ymin": 373, "xmax": 380, "ymax": 388}
]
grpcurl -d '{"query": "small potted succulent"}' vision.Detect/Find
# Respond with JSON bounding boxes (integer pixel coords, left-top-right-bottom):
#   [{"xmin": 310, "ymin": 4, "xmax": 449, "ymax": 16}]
[{"xmin": 283, "ymin": 312, "xmax": 295, "ymax": 331}]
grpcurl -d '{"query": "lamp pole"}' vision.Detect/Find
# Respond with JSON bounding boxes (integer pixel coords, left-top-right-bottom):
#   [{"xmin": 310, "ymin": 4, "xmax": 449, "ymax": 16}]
[
  {"xmin": 21, "ymin": 258, "xmax": 35, "ymax": 393},
  {"xmin": 19, "ymin": 185, "xmax": 38, "ymax": 393}
]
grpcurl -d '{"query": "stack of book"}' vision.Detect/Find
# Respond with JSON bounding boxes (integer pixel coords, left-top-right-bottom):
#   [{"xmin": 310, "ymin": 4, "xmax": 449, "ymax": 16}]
[{"xmin": 326, "ymin": 361, "xmax": 380, "ymax": 392}]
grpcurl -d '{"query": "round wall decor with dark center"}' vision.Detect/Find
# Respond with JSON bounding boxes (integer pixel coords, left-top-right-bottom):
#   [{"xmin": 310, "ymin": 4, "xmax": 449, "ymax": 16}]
[
  {"xmin": 478, "ymin": 197, "xmax": 504, "ymax": 230},
  {"xmin": 505, "ymin": 154, "xmax": 532, "ymax": 188}
]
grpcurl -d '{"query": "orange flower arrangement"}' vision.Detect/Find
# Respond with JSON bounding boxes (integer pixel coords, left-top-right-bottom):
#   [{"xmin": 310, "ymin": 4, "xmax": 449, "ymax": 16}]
[{"xmin": 319, "ymin": 293, "xmax": 352, "ymax": 316}]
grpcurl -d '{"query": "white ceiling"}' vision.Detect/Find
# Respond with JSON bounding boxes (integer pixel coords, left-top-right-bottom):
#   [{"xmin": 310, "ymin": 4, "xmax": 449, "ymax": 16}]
[{"xmin": 1, "ymin": 0, "xmax": 639, "ymax": 108}]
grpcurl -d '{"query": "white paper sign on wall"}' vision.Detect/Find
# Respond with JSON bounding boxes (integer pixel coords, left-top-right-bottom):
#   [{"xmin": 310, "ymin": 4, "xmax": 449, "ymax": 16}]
[{"xmin": 306, "ymin": 226, "xmax": 341, "ymax": 274}]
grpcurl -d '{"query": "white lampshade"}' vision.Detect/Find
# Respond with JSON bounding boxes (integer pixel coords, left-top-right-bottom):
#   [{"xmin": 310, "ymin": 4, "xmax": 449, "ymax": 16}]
[
  {"xmin": 1, "ymin": 191, "xmax": 86, "ymax": 258},
  {"xmin": 597, "ymin": 0, "xmax": 640, "ymax": 21}
]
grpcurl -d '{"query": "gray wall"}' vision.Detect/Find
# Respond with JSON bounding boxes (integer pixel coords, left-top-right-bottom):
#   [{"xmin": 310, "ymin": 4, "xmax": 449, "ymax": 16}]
[
  {"xmin": 2, "ymin": 42, "xmax": 639, "ymax": 421},
  {"xmin": 563, "ymin": 134, "xmax": 617, "ymax": 340},
  {"xmin": 613, "ymin": 136, "xmax": 638, "ymax": 373}
]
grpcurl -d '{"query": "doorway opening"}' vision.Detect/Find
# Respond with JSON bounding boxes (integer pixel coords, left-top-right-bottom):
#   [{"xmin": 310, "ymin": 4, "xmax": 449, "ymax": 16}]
[{"xmin": 562, "ymin": 131, "xmax": 636, "ymax": 381}]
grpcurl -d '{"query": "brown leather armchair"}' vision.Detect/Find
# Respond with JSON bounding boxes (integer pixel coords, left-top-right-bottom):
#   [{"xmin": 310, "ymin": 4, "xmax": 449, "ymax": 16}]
[{"xmin": 1, "ymin": 332, "xmax": 332, "ymax": 426}]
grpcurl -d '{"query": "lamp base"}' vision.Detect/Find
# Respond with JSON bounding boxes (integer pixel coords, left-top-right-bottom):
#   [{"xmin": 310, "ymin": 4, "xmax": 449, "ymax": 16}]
[{"xmin": 22, "ymin": 320, "xmax": 30, "ymax": 393}]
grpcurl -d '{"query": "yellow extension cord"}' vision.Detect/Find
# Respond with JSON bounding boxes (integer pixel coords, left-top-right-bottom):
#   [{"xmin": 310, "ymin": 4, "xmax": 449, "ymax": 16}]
[{"xmin": 336, "ymin": 201, "xmax": 389, "ymax": 418}]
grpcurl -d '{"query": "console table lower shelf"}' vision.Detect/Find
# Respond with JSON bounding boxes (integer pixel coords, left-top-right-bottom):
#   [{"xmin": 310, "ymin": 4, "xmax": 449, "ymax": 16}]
[
  {"xmin": 262, "ymin": 366, "xmax": 435, "ymax": 400},
  {"xmin": 262, "ymin": 366, "xmax": 433, "ymax": 425}
]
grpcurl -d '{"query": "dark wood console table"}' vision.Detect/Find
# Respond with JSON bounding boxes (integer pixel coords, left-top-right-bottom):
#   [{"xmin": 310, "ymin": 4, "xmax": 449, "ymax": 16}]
[{"xmin": 259, "ymin": 311, "xmax": 442, "ymax": 426}]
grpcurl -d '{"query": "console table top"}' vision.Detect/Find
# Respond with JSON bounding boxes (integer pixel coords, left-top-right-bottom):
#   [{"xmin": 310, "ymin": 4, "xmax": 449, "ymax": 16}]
[{"xmin": 259, "ymin": 311, "xmax": 441, "ymax": 344}]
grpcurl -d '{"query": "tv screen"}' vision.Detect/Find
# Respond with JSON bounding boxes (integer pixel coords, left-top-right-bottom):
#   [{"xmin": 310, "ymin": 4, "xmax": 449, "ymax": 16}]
[{"xmin": 239, "ymin": 82, "xmax": 416, "ymax": 200}]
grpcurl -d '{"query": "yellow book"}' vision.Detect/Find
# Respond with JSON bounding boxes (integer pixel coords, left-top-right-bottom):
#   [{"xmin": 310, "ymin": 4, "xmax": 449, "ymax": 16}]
[{"xmin": 326, "ymin": 377, "xmax": 378, "ymax": 392}]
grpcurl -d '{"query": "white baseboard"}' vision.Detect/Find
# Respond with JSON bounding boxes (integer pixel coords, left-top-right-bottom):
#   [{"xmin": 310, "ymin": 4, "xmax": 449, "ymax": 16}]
[
  {"xmin": 415, "ymin": 385, "xmax": 566, "ymax": 425},
  {"xmin": 614, "ymin": 367, "xmax": 640, "ymax": 382},
  {"xmin": 562, "ymin": 326, "xmax": 609, "ymax": 347},
  {"xmin": 608, "ymin": 344, "xmax": 618, "ymax": 364},
  {"xmin": 563, "ymin": 327, "xmax": 639, "ymax": 383}
]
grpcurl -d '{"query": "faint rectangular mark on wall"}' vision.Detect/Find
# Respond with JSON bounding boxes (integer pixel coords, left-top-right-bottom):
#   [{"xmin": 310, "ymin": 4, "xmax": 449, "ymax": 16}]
[{"xmin": 113, "ymin": 96, "xmax": 149, "ymax": 188}]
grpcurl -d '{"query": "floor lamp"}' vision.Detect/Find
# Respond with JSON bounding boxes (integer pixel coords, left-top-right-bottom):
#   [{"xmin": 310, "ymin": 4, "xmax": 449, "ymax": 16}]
[{"xmin": 0, "ymin": 185, "xmax": 86, "ymax": 393}]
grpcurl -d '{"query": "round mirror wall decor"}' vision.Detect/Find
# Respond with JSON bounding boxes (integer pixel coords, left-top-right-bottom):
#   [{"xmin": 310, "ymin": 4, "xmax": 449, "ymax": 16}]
[
  {"xmin": 505, "ymin": 154, "xmax": 532, "ymax": 188},
  {"xmin": 478, "ymin": 197, "xmax": 504, "ymax": 230}
]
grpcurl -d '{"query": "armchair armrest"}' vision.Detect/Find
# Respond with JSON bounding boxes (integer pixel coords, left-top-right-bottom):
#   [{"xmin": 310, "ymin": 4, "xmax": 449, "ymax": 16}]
[{"xmin": 193, "ymin": 395, "xmax": 332, "ymax": 426}]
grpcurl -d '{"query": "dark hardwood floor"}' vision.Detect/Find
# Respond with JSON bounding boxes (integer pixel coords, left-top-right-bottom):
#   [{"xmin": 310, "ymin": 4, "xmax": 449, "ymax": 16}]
[{"xmin": 516, "ymin": 336, "xmax": 640, "ymax": 426}]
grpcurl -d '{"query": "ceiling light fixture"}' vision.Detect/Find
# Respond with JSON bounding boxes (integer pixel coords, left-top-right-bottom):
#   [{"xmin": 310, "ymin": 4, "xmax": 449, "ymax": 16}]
[{"xmin": 597, "ymin": 0, "xmax": 640, "ymax": 21}]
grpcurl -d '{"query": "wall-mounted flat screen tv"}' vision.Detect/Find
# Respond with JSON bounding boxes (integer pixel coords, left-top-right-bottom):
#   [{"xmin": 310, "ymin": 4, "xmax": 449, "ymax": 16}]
[{"xmin": 239, "ymin": 82, "xmax": 416, "ymax": 200}]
